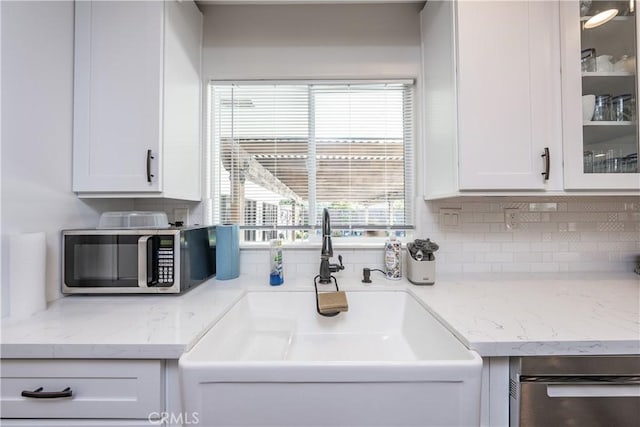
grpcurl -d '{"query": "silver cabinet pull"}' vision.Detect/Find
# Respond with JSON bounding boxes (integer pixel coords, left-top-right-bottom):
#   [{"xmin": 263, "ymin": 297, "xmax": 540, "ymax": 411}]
[
  {"xmin": 146, "ymin": 149, "xmax": 154, "ymax": 183},
  {"xmin": 541, "ymin": 147, "xmax": 550, "ymax": 181}
]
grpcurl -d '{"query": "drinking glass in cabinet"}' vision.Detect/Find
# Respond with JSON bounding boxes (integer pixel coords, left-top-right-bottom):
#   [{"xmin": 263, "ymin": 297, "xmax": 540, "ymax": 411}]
[
  {"xmin": 592, "ymin": 94, "xmax": 612, "ymax": 120},
  {"xmin": 581, "ymin": 48, "xmax": 597, "ymax": 71},
  {"xmin": 611, "ymin": 94, "xmax": 635, "ymax": 121},
  {"xmin": 579, "ymin": 0, "xmax": 638, "ymax": 175},
  {"xmin": 583, "ymin": 150, "xmax": 594, "ymax": 172}
]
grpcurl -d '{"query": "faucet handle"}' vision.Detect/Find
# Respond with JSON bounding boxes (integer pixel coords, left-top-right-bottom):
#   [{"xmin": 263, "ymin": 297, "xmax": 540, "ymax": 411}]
[{"xmin": 330, "ymin": 254, "xmax": 345, "ymax": 273}]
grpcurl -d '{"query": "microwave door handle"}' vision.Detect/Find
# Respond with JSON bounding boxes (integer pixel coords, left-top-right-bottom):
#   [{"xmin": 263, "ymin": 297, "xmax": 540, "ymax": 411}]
[{"xmin": 138, "ymin": 236, "xmax": 152, "ymax": 288}]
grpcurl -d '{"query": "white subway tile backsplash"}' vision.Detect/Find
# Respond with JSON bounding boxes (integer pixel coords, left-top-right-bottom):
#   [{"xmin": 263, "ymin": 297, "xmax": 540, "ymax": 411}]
[
  {"xmin": 531, "ymin": 242, "xmax": 560, "ymax": 252},
  {"xmin": 501, "ymin": 263, "xmax": 533, "ymax": 273},
  {"xmin": 483, "ymin": 252, "xmax": 514, "ymax": 263},
  {"xmin": 513, "ymin": 252, "xmax": 543, "ymax": 263},
  {"xmin": 482, "ymin": 213, "xmax": 505, "ymax": 223},
  {"xmin": 543, "ymin": 231, "xmax": 582, "ymax": 242},
  {"xmin": 462, "ymin": 263, "xmax": 492, "ymax": 273},
  {"xmin": 519, "ymin": 212, "xmax": 542, "ymax": 222},
  {"xmin": 597, "ymin": 222, "xmax": 625, "ymax": 232},
  {"xmin": 597, "ymin": 241, "xmax": 638, "ymax": 252},
  {"xmin": 529, "ymin": 202, "xmax": 558, "ymax": 212},
  {"xmin": 568, "ymin": 241, "xmax": 598, "ymax": 252},
  {"xmin": 501, "ymin": 242, "xmax": 531, "ymax": 252},
  {"xmin": 553, "ymin": 252, "xmax": 582, "ymax": 262},
  {"xmin": 531, "ymin": 262, "xmax": 561, "ymax": 272},
  {"xmin": 483, "ymin": 232, "xmax": 513, "ymax": 242},
  {"xmin": 425, "ymin": 196, "xmax": 638, "ymax": 273},
  {"xmin": 462, "ymin": 242, "xmax": 494, "ymax": 252},
  {"xmin": 551, "ymin": 212, "xmax": 610, "ymax": 222},
  {"xmin": 512, "ymin": 231, "xmax": 543, "ymax": 242},
  {"xmin": 178, "ymin": 195, "xmax": 638, "ymax": 276}
]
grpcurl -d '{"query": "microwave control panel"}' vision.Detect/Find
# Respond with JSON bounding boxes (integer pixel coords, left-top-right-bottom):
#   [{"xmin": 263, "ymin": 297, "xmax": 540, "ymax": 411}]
[{"xmin": 157, "ymin": 237, "xmax": 175, "ymax": 285}]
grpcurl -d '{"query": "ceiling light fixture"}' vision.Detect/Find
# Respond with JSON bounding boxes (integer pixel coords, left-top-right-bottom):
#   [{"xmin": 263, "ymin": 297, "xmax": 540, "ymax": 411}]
[{"xmin": 584, "ymin": 8, "xmax": 619, "ymax": 28}]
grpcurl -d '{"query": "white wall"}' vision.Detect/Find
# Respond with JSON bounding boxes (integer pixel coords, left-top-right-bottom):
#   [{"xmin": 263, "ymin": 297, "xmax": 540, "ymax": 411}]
[
  {"xmin": 201, "ymin": 3, "xmax": 423, "ymax": 80},
  {"xmin": 1, "ymin": 1, "xmax": 130, "ymax": 316},
  {"xmin": 138, "ymin": 3, "xmax": 424, "ymax": 224}
]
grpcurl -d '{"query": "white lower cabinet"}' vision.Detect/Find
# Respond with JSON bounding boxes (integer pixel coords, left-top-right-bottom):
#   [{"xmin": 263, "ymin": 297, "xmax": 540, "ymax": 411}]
[
  {"xmin": 0, "ymin": 359, "xmax": 170, "ymax": 426},
  {"xmin": 481, "ymin": 357, "xmax": 510, "ymax": 427},
  {"xmin": 2, "ymin": 357, "xmax": 508, "ymax": 426},
  {"xmin": 0, "ymin": 421, "xmax": 156, "ymax": 427}
]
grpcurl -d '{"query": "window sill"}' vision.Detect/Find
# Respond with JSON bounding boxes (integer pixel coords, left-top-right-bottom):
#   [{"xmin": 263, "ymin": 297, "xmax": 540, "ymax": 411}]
[{"xmin": 240, "ymin": 239, "xmax": 408, "ymax": 250}]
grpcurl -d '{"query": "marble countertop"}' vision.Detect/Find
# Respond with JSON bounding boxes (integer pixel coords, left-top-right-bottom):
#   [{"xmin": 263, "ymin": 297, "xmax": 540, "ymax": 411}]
[
  {"xmin": 407, "ymin": 272, "xmax": 640, "ymax": 357},
  {"xmin": 0, "ymin": 283, "xmax": 245, "ymax": 359},
  {"xmin": 1, "ymin": 272, "xmax": 638, "ymax": 359}
]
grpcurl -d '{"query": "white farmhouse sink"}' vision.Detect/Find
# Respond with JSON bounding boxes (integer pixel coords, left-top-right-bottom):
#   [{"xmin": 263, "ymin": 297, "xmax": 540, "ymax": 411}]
[{"xmin": 180, "ymin": 290, "xmax": 482, "ymax": 426}]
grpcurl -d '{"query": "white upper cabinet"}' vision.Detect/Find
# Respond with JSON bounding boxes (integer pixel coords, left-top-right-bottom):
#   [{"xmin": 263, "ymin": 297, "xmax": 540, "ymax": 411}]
[
  {"xmin": 73, "ymin": 0, "xmax": 203, "ymax": 200},
  {"xmin": 421, "ymin": 0, "xmax": 563, "ymax": 199},
  {"xmin": 560, "ymin": 0, "xmax": 640, "ymax": 190}
]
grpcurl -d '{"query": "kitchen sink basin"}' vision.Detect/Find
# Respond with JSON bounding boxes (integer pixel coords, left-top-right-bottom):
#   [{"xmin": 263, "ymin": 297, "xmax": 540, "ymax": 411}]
[{"xmin": 179, "ymin": 290, "xmax": 482, "ymax": 426}]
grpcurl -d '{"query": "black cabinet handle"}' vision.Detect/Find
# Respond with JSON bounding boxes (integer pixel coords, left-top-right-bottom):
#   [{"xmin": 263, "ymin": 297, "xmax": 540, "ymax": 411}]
[
  {"xmin": 541, "ymin": 147, "xmax": 550, "ymax": 181},
  {"xmin": 146, "ymin": 149, "xmax": 155, "ymax": 183},
  {"xmin": 21, "ymin": 386, "xmax": 73, "ymax": 399}
]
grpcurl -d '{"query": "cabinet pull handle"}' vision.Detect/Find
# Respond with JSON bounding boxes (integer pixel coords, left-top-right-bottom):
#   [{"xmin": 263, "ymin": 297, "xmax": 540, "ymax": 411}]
[
  {"xmin": 146, "ymin": 149, "xmax": 155, "ymax": 183},
  {"xmin": 541, "ymin": 147, "xmax": 550, "ymax": 181},
  {"xmin": 21, "ymin": 386, "xmax": 73, "ymax": 399}
]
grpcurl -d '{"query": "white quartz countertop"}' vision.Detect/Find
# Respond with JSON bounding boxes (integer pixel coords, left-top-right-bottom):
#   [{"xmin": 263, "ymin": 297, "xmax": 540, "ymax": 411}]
[
  {"xmin": 1, "ymin": 272, "xmax": 639, "ymax": 359},
  {"xmin": 407, "ymin": 272, "xmax": 640, "ymax": 357},
  {"xmin": 0, "ymin": 283, "xmax": 245, "ymax": 359}
]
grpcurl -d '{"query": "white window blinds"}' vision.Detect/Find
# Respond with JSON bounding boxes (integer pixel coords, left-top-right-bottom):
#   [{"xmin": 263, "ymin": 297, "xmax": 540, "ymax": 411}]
[{"xmin": 208, "ymin": 81, "xmax": 414, "ymax": 240}]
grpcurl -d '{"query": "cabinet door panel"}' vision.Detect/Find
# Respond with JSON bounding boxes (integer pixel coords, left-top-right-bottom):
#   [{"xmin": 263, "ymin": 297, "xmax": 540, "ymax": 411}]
[
  {"xmin": 456, "ymin": 0, "xmax": 561, "ymax": 190},
  {"xmin": 561, "ymin": 1, "xmax": 640, "ymax": 190},
  {"xmin": 0, "ymin": 359, "xmax": 161, "ymax": 419},
  {"xmin": 73, "ymin": 1, "xmax": 163, "ymax": 192}
]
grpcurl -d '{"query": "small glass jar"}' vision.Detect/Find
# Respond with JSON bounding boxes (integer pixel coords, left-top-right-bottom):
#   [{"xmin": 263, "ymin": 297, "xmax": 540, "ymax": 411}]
[
  {"xmin": 623, "ymin": 153, "xmax": 638, "ymax": 173},
  {"xmin": 606, "ymin": 149, "xmax": 623, "ymax": 173},
  {"xmin": 611, "ymin": 94, "xmax": 634, "ymax": 122},
  {"xmin": 583, "ymin": 150, "xmax": 594, "ymax": 173},
  {"xmin": 593, "ymin": 150, "xmax": 606, "ymax": 173},
  {"xmin": 581, "ymin": 48, "xmax": 597, "ymax": 72},
  {"xmin": 592, "ymin": 94, "xmax": 611, "ymax": 121}
]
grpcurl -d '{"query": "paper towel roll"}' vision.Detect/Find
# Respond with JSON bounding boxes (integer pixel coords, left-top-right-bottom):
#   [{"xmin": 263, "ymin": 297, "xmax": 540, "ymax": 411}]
[
  {"xmin": 216, "ymin": 224, "xmax": 240, "ymax": 280},
  {"xmin": 9, "ymin": 232, "xmax": 47, "ymax": 319}
]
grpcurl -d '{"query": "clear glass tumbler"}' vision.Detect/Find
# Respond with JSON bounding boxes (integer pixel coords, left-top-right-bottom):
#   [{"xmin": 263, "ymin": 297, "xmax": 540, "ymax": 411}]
[{"xmin": 593, "ymin": 95, "xmax": 611, "ymax": 121}]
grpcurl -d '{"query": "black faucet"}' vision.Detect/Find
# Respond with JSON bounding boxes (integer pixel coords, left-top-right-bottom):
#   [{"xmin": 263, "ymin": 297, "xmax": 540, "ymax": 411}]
[{"xmin": 319, "ymin": 208, "xmax": 344, "ymax": 283}]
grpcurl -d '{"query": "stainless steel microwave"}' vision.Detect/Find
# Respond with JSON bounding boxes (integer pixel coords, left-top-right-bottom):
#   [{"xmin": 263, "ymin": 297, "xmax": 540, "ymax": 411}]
[{"xmin": 62, "ymin": 226, "xmax": 216, "ymax": 294}]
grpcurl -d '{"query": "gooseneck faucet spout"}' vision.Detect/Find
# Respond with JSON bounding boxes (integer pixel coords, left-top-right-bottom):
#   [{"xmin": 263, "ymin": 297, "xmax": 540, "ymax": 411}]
[
  {"xmin": 321, "ymin": 208, "xmax": 333, "ymax": 259},
  {"xmin": 319, "ymin": 208, "xmax": 344, "ymax": 283}
]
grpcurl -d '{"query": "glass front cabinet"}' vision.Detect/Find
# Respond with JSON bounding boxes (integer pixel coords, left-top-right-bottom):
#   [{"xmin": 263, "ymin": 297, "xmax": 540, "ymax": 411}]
[{"xmin": 561, "ymin": 0, "xmax": 640, "ymax": 189}]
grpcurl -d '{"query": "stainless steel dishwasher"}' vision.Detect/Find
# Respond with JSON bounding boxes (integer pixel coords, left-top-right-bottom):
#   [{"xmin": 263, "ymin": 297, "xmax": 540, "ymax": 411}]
[{"xmin": 510, "ymin": 356, "xmax": 640, "ymax": 427}]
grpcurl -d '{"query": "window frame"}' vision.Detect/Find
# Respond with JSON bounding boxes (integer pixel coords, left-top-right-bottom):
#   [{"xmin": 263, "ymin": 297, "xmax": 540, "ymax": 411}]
[{"xmin": 205, "ymin": 79, "xmax": 417, "ymax": 243}]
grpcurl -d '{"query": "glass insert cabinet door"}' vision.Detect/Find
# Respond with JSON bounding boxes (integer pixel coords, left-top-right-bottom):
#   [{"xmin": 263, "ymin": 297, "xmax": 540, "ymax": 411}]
[{"xmin": 562, "ymin": 0, "xmax": 640, "ymax": 189}]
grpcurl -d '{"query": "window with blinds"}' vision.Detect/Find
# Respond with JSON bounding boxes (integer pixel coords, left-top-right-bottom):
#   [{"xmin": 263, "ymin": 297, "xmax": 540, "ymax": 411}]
[{"xmin": 207, "ymin": 81, "xmax": 414, "ymax": 242}]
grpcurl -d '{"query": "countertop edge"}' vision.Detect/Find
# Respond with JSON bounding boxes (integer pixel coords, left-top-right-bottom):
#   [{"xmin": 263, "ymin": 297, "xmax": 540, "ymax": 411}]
[{"xmin": 2, "ymin": 274, "xmax": 639, "ymax": 359}]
